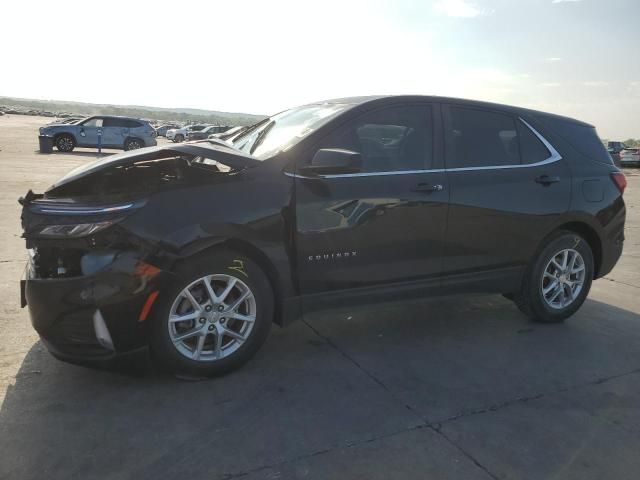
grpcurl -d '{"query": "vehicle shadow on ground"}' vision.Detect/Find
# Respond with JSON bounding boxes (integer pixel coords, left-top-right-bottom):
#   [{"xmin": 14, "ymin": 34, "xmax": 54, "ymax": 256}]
[{"xmin": 2, "ymin": 296, "xmax": 640, "ymax": 479}]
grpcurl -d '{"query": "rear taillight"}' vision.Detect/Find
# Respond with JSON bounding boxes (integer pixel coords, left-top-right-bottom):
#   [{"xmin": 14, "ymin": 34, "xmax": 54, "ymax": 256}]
[{"xmin": 611, "ymin": 172, "xmax": 627, "ymax": 194}]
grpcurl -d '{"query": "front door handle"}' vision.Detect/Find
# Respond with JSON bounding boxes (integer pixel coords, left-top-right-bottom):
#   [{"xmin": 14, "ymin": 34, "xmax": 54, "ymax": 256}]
[
  {"xmin": 412, "ymin": 183, "xmax": 444, "ymax": 193},
  {"xmin": 535, "ymin": 175, "xmax": 560, "ymax": 186}
]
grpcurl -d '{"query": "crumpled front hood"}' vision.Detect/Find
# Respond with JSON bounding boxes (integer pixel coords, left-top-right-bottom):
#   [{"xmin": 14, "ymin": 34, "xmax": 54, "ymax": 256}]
[{"xmin": 48, "ymin": 142, "xmax": 261, "ymax": 192}]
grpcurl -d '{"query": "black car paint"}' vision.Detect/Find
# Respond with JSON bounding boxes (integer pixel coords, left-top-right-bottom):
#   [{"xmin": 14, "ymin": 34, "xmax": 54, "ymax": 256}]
[{"xmin": 21, "ymin": 95, "xmax": 625, "ymax": 364}]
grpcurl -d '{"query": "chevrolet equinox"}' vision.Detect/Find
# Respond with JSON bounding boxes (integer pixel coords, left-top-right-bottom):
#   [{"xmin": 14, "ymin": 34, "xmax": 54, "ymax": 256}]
[{"xmin": 20, "ymin": 96, "xmax": 626, "ymax": 377}]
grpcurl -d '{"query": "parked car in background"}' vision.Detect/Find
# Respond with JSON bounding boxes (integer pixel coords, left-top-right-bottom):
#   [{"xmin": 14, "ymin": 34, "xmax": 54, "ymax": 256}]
[
  {"xmin": 49, "ymin": 117, "xmax": 85, "ymax": 125},
  {"xmin": 209, "ymin": 125, "xmax": 248, "ymax": 142},
  {"xmin": 166, "ymin": 124, "xmax": 209, "ymax": 143},
  {"xmin": 155, "ymin": 124, "xmax": 181, "ymax": 137},
  {"xmin": 608, "ymin": 141, "xmax": 627, "ymax": 165},
  {"xmin": 20, "ymin": 95, "xmax": 626, "ymax": 377},
  {"xmin": 39, "ymin": 116, "xmax": 157, "ymax": 152},
  {"xmin": 186, "ymin": 125, "xmax": 232, "ymax": 141},
  {"xmin": 620, "ymin": 147, "xmax": 640, "ymax": 167}
]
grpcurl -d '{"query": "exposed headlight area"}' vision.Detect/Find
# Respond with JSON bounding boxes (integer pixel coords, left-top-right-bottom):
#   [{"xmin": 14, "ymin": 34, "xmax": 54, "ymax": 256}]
[
  {"xmin": 23, "ymin": 204, "xmax": 138, "ymax": 279},
  {"xmin": 29, "ymin": 246, "xmax": 88, "ymax": 278},
  {"xmin": 38, "ymin": 220, "xmax": 115, "ymax": 238}
]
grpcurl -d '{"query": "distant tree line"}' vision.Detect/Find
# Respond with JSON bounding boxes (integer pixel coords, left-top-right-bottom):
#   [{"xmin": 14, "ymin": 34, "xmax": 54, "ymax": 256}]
[
  {"xmin": 602, "ymin": 138, "xmax": 640, "ymax": 148},
  {"xmin": 0, "ymin": 97, "xmax": 265, "ymax": 126}
]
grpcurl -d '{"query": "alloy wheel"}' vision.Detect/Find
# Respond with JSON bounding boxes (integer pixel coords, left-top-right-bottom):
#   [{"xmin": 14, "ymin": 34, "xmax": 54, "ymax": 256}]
[
  {"xmin": 57, "ymin": 137, "xmax": 73, "ymax": 151},
  {"xmin": 541, "ymin": 248, "xmax": 586, "ymax": 310},
  {"xmin": 168, "ymin": 274, "xmax": 256, "ymax": 362}
]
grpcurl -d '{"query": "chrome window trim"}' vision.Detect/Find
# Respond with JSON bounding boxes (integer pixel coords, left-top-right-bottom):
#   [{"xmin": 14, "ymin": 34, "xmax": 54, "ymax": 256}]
[{"xmin": 286, "ymin": 117, "xmax": 562, "ymax": 179}]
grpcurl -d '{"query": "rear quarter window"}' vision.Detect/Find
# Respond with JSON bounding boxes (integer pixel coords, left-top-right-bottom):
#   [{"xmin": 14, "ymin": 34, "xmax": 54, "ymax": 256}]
[{"xmin": 542, "ymin": 117, "xmax": 613, "ymax": 165}]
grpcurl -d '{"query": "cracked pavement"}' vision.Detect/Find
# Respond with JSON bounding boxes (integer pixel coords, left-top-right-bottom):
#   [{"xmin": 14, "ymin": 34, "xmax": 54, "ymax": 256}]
[{"xmin": 1, "ymin": 115, "xmax": 640, "ymax": 480}]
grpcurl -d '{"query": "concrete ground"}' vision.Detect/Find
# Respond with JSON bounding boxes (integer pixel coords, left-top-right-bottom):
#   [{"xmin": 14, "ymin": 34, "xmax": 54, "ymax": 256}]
[{"xmin": 1, "ymin": 115, "xmax": 640, "ymax": 480}]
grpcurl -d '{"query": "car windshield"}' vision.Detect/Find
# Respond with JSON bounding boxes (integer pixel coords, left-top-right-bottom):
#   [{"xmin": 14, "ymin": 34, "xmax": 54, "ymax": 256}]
[{"xmin": 230, "ymin": 103, "xmax": 350, "ymax": 159}]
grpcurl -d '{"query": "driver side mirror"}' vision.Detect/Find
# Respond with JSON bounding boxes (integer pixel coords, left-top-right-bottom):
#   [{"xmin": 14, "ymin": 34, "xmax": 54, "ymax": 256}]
[{"xmin": 299, "ymin": 149, "xmax": 362, "ymax": 177}]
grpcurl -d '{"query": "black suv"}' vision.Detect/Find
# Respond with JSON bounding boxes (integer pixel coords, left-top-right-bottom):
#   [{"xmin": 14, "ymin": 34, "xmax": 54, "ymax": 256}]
[{"xmin": 20, "ymin": 96, "xmax": 626, "ymax": 377}]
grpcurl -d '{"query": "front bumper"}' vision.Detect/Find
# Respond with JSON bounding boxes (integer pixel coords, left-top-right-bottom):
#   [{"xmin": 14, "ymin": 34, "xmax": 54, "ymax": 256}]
[{"xmin": 23, "ymin": 251, "xmax": 168, "ymax": 363}]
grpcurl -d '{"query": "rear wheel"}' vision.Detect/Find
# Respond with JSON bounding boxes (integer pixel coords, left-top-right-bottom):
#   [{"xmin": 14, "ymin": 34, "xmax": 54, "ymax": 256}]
[
  {"xmin": 150, "ymin": 250, "xmax": 273, "ymax": 377},
  {"xmin": 124, "ymin": 138, "xmax": 143, "ymax": 151},
  {"xmin": 55, "ymin": 134, "xmax": 75, "ymax": 152},
  {"xmin": 513, "ymin": 231, "xmax": 593, "ymax": 323}
]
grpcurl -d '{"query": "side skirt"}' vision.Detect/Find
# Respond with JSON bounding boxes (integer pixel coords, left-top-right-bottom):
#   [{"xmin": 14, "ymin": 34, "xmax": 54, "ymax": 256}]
[{"xmin": 279, "ymin": 265, "xmax": 525, "ymax": 326}]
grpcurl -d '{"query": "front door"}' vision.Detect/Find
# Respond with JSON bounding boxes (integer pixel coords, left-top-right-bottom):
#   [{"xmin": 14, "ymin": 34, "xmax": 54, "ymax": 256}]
[
  {"xmin": 78, "ymin": 117, "xmax": 103, "ymax": 147},
  {"xmin": 294, "ymin": 103, "xmax": 449, "ymax": 295}
]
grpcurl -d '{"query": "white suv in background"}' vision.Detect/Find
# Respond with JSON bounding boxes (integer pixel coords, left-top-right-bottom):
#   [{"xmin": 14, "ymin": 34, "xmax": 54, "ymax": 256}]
[{"xmin": 166, "ymin": 124, "xmax": 209, "ymax": 143}]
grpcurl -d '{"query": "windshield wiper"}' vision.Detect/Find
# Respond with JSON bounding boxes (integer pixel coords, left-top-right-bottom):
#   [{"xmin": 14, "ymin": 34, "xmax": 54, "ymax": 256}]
[
  {"xmin": 206, "ymin": 137, "xmax": 236, "ymax": 149},
  {"xmin": 250, "ymin": 121, "xmax": 275, "ymax": 155},
  {"xmin": 230, "ymin": 117, "xmax": 270, "ymax": 146}
]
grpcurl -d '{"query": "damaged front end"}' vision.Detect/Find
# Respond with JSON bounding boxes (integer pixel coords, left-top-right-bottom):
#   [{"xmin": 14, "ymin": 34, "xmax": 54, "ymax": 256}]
[{"xmin": 20, "ymin": 142, "xmax": 259, "ymax": 363}]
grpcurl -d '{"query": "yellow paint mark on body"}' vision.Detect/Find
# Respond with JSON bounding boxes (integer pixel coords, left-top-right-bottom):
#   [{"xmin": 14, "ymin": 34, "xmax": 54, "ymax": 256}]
[{"xmin": 228, "ymin": 259, "xmax": 248, "ymax": 278}]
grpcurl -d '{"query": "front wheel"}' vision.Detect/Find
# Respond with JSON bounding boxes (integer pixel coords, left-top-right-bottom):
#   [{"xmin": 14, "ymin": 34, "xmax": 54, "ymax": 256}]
[
  {"xmin": 513, "ymin": 231, "xmax": 594, "ymax": 323},
  {"xmin": 55, "ymin": 134, "xmax": 75, "ymax": 152},
  {"xmin": 173, "ymin": 134, "xmax": 184, "ymax": 143},
  {"xmin": 149, "ymin": 250, "xmax": 273, "ymax": 377}
]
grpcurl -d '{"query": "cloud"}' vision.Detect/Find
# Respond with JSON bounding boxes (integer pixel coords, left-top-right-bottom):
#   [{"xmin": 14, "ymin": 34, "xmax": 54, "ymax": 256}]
[
  {"xmin": 551, "ymin": 0, "xmax": 583, "ymax": 3},
  {"xmin": 545, "ymin": 57, "xmax": 563, "ymax": 62},
  {"xmin": 466, "ymin": 67, "xmax": 514, "ymax": 83},
  {"xmin": 434, "ymin": 0, "xmax": 487, "ymax": 18},
  {"xmin": 541, "ymin": 82, "xmax": 562, "ymax": 87},
  {"xmin": 582, "ymin": 81, "xmax": 609, "ymax": 87}
]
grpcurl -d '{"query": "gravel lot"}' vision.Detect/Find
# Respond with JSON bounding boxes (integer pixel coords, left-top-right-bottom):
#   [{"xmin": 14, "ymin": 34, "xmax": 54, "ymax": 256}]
[{"xmin": 1, "ymin": 115, "xmax": 640, "ymax": 480}]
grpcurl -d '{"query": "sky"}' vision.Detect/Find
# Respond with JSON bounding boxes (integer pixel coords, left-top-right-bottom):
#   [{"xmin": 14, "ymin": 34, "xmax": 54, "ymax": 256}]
[{"xmin": 1, "ymin": 0, "xmax": 639, "ymax": 138}]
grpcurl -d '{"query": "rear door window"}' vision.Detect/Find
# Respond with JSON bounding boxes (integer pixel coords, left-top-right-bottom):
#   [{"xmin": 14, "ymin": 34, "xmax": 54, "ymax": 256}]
[
  {"xmin": 446, "ymin": 107, "xmax": 519, "ymax": 168},
  {"xmin": 103, "ymin": 118, "xmax": 129, "ymax": 128},
  {"xmin": 518, "ymin": 122, "xmax": 551, "ymax": 164}
]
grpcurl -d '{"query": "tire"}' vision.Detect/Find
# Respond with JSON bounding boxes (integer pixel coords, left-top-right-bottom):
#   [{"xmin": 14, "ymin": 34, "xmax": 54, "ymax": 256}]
[
  {"xmin": 173, "ymin": 134, "xmax": 184, "ymax": 143},
  {"xmin": 149, "ymin": 249, "xmax": 274, "ymax": 377},
  {"xmin": 513, "ymin": 231, "xmax": 593, "ymax": 323},
  {"xmin": 124, "ymin": 138, "xmax": 143, "ymax": 151},
  {"xmin": 55, "ymin": 134, "xmax": 75, "ymax": 152}
]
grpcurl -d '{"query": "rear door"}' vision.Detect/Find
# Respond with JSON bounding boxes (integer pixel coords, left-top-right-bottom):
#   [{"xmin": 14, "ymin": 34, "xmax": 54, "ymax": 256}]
[
  {"xmin": 441, "ymin": 104, "xmax": 571, "ymax": 287},
  {"xmin": 102, "ymin": 118, "xmax": 131, "ymax": 147},
  {"xmin": 295, "ymin": 103, "xmax": 449, "ymax": 295}
]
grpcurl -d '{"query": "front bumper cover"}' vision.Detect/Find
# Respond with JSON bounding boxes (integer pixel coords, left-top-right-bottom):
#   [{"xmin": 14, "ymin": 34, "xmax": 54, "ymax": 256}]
[{"xmin": 23, "ymin": 250, "xmax": 169, "ymax": 362}]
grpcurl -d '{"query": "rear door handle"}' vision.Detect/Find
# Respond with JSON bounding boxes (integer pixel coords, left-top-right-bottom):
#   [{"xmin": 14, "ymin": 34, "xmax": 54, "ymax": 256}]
[
  {"xmin": 412, "ymin": 183, "xmax": 443, "ymax": 193},
  {"xmin": 535, "ymin": 175, "xmax": 560, "ymax": 185}
]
